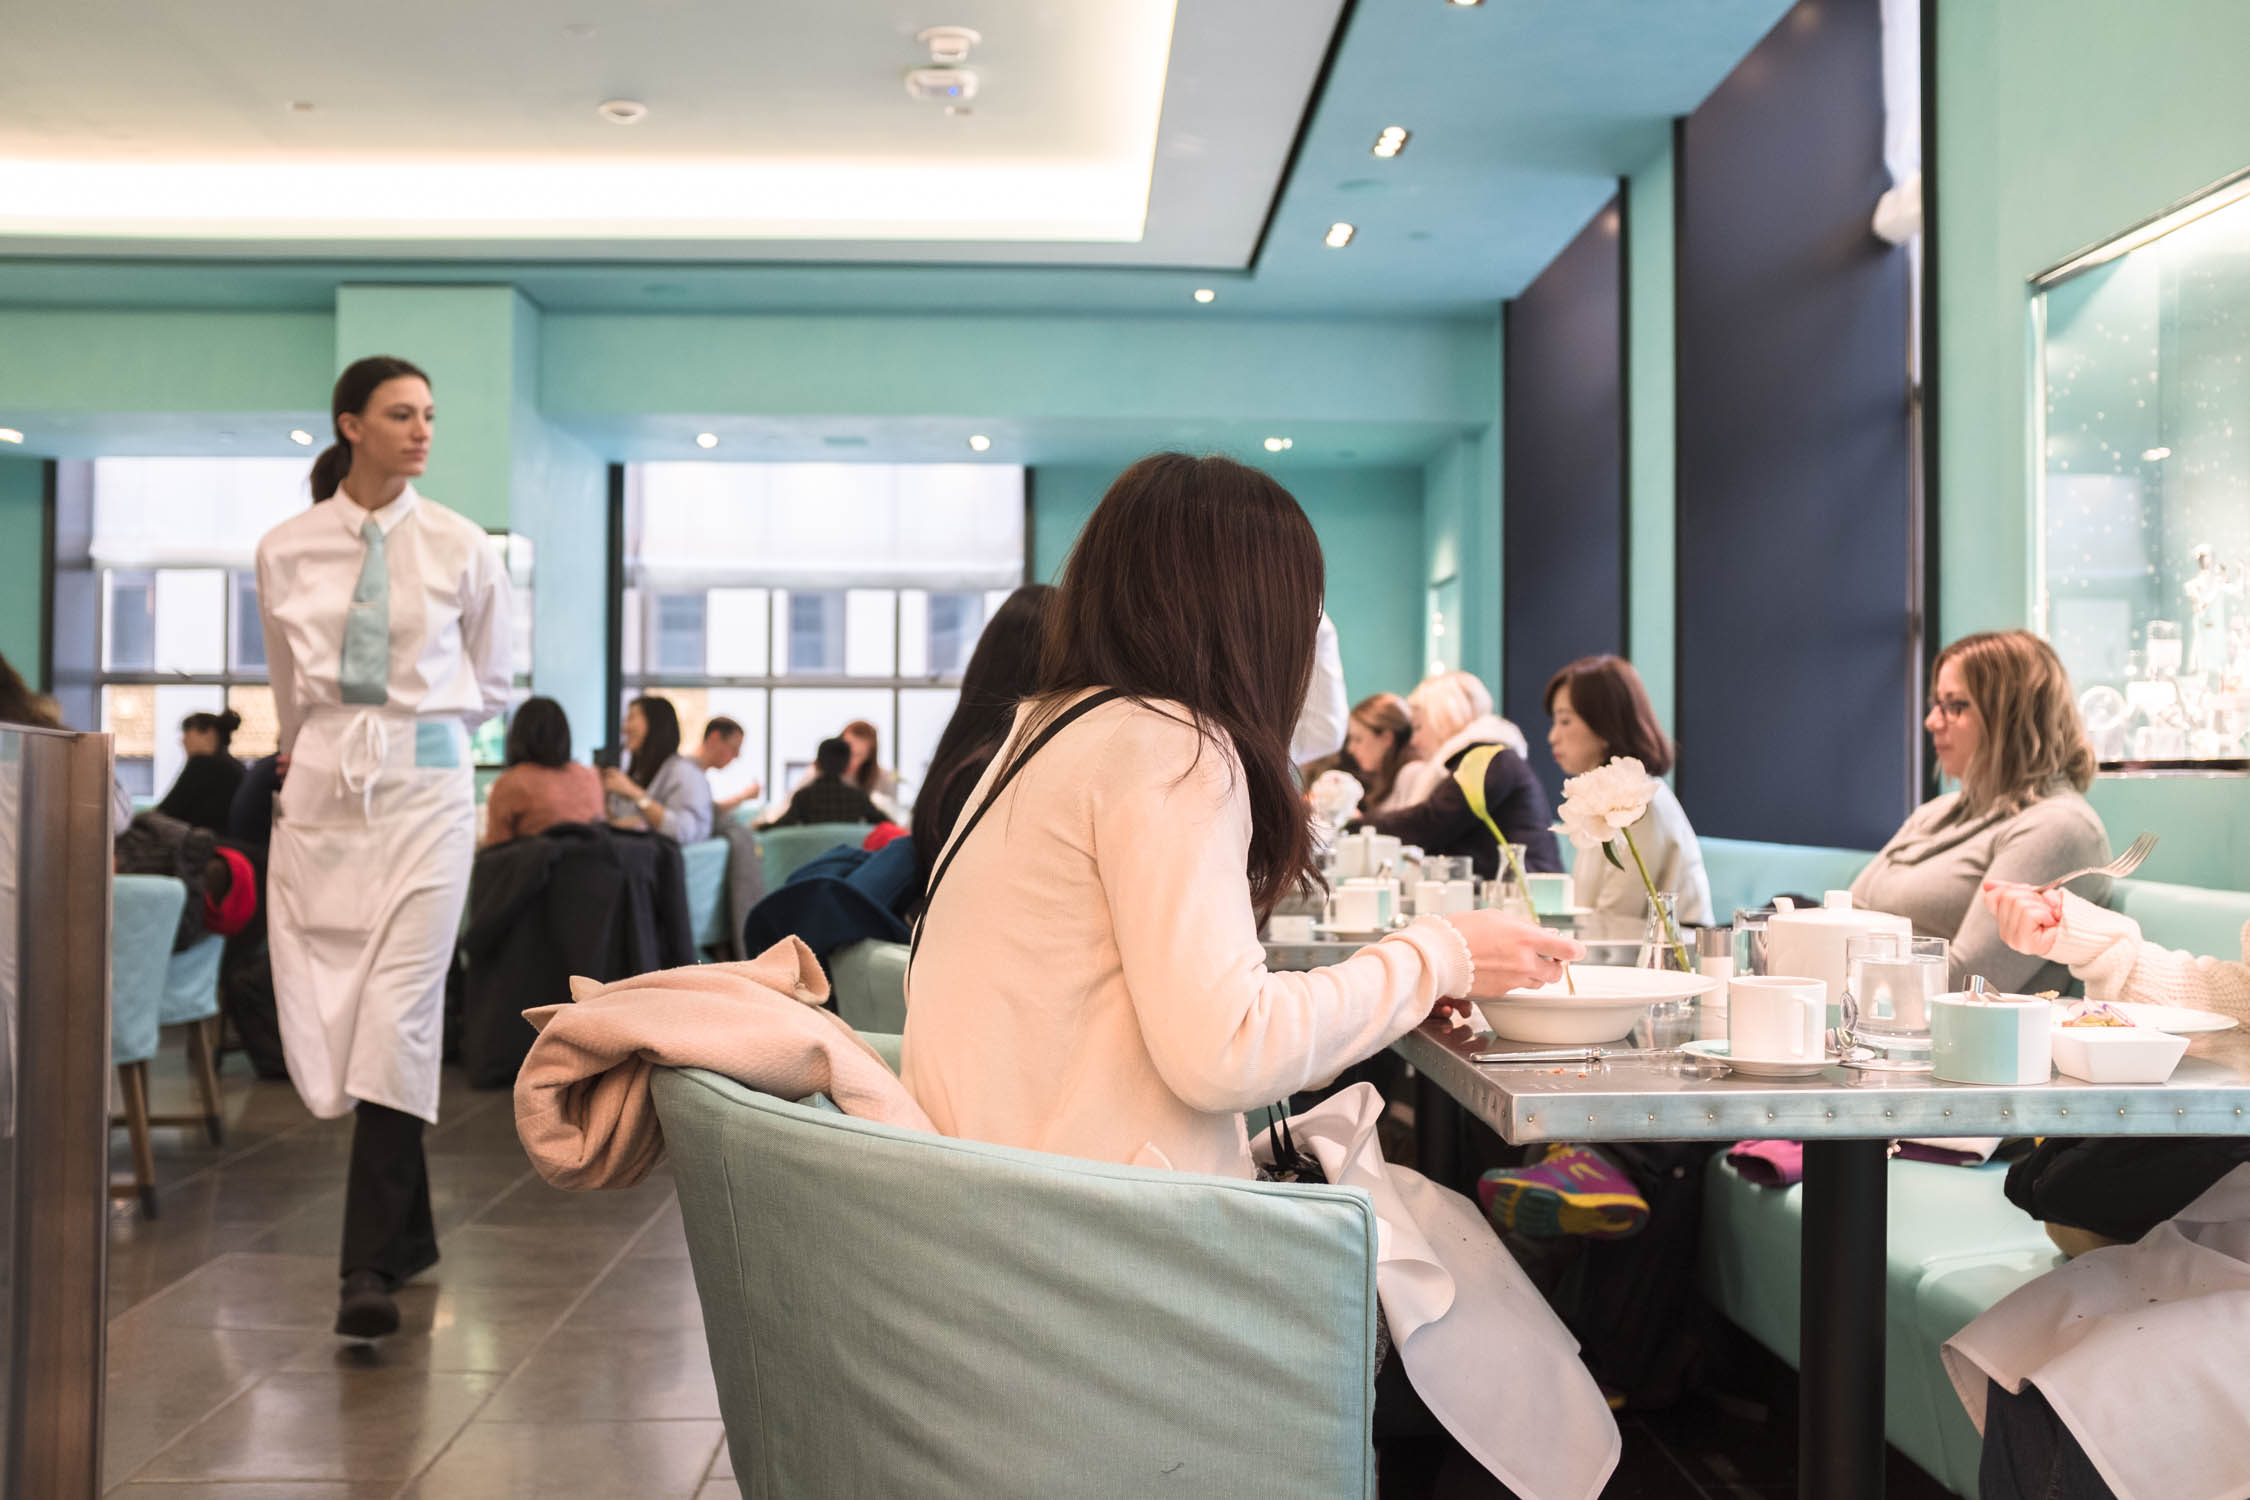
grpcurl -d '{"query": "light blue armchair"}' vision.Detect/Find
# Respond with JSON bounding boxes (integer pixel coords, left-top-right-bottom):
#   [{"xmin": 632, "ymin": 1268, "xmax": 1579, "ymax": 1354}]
[
  {"xmin": 652, "ymin": 1053, "xmax": 1381, "ymax": 1499},
  {"xmin": 755, "ymin": 822, "xmax": 874, "ymax": 889},
  {"xmin": 826, "ymin": 939, "xmax": 909, "ymax": 1035},
  {"xmin": 678, "ymin": 836, "xmax": 732, "ymax": 955},
  {"xmin": 111, "ymin": 874, "xmax": 184, "ymax": 1218}
]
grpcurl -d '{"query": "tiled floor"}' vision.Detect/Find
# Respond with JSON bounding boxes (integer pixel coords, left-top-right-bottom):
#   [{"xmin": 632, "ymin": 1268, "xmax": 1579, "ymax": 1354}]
[
  {"xmin": 105, "ymin": 1050, "xmax": 735, "ymax": 1500},
  {"xmin": 106, "ymin": 1047, "xmax": 1950, "ymax": 1499}
]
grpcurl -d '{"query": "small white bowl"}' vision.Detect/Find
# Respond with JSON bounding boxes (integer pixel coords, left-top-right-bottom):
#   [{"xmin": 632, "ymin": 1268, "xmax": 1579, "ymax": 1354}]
[{"xmin": 2050, "ymin": 1026, "xmax": 2189, "ymax": 1084}]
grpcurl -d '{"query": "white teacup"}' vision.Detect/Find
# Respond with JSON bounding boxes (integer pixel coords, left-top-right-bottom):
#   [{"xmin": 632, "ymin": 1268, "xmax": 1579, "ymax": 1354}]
[
  {"xmin": 1326, "ymin": 884, "xmax": 1385, "ymax": 933},
  {"xmin": 1267, "ymin": 914, "xmax": 1315, "ymax": 943},
  {"xmin": 1728, "ymin": 975, "xmax": 1826, "ymax": 1062},
  {"xmin": 1414, "ymin": 881, "xmax": 1449, "ymax": 918},
  {"xmin": 1444, "ymin": 878, "xmax": 1476, "ymax": 914}
]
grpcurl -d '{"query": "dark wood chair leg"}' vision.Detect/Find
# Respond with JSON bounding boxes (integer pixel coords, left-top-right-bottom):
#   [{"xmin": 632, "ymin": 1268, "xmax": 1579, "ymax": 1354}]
[
  {"xmin": 187, "ymin": 1017, "xmax": 225, "ymax": 1145},
  {"xmin": 116, "ymin": 1061, "xmax": 159, "ymax": 1219}
]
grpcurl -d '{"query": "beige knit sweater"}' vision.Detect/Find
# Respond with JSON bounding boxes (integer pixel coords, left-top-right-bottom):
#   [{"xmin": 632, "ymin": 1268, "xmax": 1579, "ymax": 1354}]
[{"xmin": 2045, "ymin": 890, "xmax": 2250, "ymax": 1022}]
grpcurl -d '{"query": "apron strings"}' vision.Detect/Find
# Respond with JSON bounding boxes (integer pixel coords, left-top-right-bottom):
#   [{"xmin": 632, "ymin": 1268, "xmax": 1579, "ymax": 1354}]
[{"xmin": 338, "ymin": 710, "xmax": 389, "ymax": 823}]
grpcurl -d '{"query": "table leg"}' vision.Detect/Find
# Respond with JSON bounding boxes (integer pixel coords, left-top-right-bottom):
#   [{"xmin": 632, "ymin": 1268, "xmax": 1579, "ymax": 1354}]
[
  {"xmin": 1413, "ymin": 1067, "xmax": 1463, "ymax": 1187},
  {"xmin": 1798, "ymin": 1139, "xmax": 1889, "ymax": 1500}
]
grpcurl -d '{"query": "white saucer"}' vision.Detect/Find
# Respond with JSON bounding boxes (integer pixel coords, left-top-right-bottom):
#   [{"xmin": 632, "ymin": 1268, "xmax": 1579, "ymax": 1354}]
[
  {"xmin": 1310, "ymin": 923, "xmax": 1389, "ymax": 939},
  {"xmin": 1680, "ymin": 1039, "xmax": 1838, "ymax": 1079}
]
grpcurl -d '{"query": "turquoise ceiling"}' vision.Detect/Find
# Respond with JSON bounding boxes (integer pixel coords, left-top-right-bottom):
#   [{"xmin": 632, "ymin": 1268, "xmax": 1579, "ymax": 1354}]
[{"xmin": 0, "ymin": 0, "xmax": 1794, "ymax": 319}]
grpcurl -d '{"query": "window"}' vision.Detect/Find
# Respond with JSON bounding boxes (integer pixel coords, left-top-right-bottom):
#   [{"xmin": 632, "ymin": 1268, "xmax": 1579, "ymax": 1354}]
[
  {"xmin": 2034, "ymin": 172, "xmax": 2250, "ymax": 769},
  {"xmin": 620, "ymin": 462, "xmax": 1025, "ymax": 804}
]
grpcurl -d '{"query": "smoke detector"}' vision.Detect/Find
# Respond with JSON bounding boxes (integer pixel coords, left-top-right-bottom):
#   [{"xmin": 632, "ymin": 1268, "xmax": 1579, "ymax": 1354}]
[
  {"xmin": 905, "ymin": 67, "xmax": 978, "ymax": 103},
  {"xmin": 917, "ymin": 25, "xmax": 981, "ymax": 64}
]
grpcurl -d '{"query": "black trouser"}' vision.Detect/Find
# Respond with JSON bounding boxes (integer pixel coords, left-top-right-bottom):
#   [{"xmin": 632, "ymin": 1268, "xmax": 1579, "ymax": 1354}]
[
  {"xmin": 340, "ymin": 1101, "xmax": 438, "ymax": 1285},
  {"xmin": 1979, "ymin": 1380, "xmax": 2116, "ymax": 1500}
]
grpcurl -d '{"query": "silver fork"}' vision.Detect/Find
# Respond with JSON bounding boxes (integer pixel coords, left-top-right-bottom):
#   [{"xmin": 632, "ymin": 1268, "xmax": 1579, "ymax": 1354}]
[{"xmin": 2037, "ymin": 831, "xmax": 2158, "ymax": 893}]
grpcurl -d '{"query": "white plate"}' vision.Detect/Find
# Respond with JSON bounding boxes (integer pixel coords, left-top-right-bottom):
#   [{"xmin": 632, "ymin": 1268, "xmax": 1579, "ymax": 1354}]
[
  {"xmin": 2052, "ymin": 1000, "xmax": 2239, "ymax": 1035},
  {"xmin": 1680, "ymin": 1038, "xmax": 1839, "ymax": 1079},
  {"xmin": 1476, "ymin": 964, "xmax": 1720, "ymax": 1045}
]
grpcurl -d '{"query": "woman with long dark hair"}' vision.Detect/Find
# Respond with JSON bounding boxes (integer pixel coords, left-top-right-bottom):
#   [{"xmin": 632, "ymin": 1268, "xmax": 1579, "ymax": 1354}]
[
  {"xmin": 481, "ymin": 697, "xmax": 602, "ymax": 846},
  {"xmin": 903, "ymin": 454, "xmax": 1604, "ymax": 1496},
  {"xmin": 156, "ymin": 708, "xmax": 246, "ymax": 832},
  {"xmin": 909, "ymin": 583, "xmax": 1055, "ymax": 885},
  {"xmin": 1543, "ymin": 655, "xmax": 1711, "ymax": 926},
  {"xmin": 602, "ymin": 694, "xmax": 712, "ymax": 843},
  {"xmin": 256, "ymin": 354, "xmax": 512, "ymax": 1339}
]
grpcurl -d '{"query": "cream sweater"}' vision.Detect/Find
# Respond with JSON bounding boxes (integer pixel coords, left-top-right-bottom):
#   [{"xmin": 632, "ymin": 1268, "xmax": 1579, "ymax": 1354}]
[
  {"xmin": 1569, "ymin": 780, "xmax": 1714, "ymax": 928},
  {"xmin": 902, "ymin": 694, "xmax": 1475, "ymax": 1179},
  {"xmin": 2044, "ymin": 890, "xmax": 2250, "ymax": 1021}
]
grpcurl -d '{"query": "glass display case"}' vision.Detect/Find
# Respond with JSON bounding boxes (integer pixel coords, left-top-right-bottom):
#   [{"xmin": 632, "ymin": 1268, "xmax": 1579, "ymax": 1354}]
[{"xmin": 2035, "ymin": 169, "xmax": 2250, "ymax": 772}]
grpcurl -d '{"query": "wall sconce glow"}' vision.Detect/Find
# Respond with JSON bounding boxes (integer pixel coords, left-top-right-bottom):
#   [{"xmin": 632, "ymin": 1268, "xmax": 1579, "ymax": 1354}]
[
  {"xmin": 1371, "ymin": 126, "xmax": 1411, "ymax": 159},
  {"xmin": 967, "ymin": 434, "xmax": 992, "ymax": 452},
  {"xmin": 695, "ymin": 432, "xmax": 720, "ymax": 450},
  {"xmin": 1324, "ymin": 222, "xmax": 1356, "ymax": 248},
  {"xmin": 288, "ymin": 429, "xmax": 314, "ymax": 446},
  {"xmin": 1262, "ymin": 436, "xmax": 1293, "ymax": 452},
  {"xmin": 2142, "ymin": 446, "xmax": 2173, "ymax": 462},
  {"xmin": 0, "ymin": 428, "xmax": 22, "ymax": 444},
  {"xmin": 1193, "ymin": 288, "xmax": 1216, "ymax": 303}
]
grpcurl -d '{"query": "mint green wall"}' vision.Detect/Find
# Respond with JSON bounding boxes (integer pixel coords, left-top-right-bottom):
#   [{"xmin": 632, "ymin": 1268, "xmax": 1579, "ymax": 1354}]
[
  {"xmin": 1032, "ymin": 462, "xmax": 1428, "ymax": 703},
  {"xmin": 334, "ymin": 286, "xmax": 521, "ymax": 529},
  {"xmin": 507, "ymin": 295, "xmax": 610, "ymax": 758},
  {"xmin": 1626, "ymin": 142, "xmax": 1677, "ymax": 736},
  {"xmin": 543, "ymin": 312, "xmax": 1498, "ymax": 430},
  {"xmin": 0, "ymin": 309, "xmax": 330, "ymax": 417},
  {"xmin": 0, "ymin": 457, "xmax": 42, "ymax": 681},
  {"xmin": 1938, "ymin": 0, "xmax": 2250, "ymax": 890},
  {"xmin": 1421, "ymin": 418, "xmax": 1502, "ymax": 693}
]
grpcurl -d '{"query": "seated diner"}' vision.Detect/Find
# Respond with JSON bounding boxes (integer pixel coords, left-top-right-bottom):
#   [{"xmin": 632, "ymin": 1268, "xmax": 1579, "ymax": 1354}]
[
  {"xmin": 1342, "ymin": 691, "xmax": 1445, "ymax": 818},
  {"xmin": 1355, "ymin": 670, "xmax": 1560, "ymax": 879},
  {"xmin": 1849, "ymin": 631, "xmax": 2110, "ymax": 992},
  {"xmin": 603, "ymin": 693, "xmax": 713, "ymax": 844},
  {"xmin": 480, "ymin": 695, "xmax": 602, "ymax": 847},
  {"xmin": 903, "ymin": 453, "xmax": 1607, "ymax": 1497},
  {"xmin": 1544, "ymin": 655, "xmax": 1712, "ymax": 928}
]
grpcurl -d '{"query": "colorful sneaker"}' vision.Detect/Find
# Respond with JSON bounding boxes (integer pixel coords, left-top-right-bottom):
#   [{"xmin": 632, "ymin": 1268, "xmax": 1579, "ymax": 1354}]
[{"xmin": 1477, "ymin": 1146, "xmax": 1650, "ymax": 1240}]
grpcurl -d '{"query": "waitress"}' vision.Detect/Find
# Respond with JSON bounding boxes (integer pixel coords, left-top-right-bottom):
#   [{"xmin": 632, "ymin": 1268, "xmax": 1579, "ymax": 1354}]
[{"xmin": 256, "ymin": 355, "xmax": 511, "ymax": 1340}]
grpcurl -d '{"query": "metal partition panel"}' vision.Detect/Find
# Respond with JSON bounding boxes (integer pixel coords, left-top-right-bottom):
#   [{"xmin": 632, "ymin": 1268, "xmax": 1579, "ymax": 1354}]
[{"xmin": 3, "ymin": 724, "xmax": 110, "ymax": 1498}]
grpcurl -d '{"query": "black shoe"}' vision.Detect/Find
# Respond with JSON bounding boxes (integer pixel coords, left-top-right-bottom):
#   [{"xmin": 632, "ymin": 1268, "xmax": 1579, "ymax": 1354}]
[{"xmin": 335, "ymin": 1269, "xmax": 399, "ymax": 1340}]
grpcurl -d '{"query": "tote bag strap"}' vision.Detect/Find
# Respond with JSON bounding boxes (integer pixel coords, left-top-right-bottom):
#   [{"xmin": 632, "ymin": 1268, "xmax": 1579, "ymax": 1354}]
[{"xmin": 908, "ymin": 688, "xmax": 1126, "ymax": 980}]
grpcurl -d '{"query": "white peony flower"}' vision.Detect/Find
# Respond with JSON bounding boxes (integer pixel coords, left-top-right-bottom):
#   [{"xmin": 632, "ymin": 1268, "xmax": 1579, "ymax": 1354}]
[
  {"xmin": 1556, "ymin": 757, "xmax": 1657, "ymax": 850},
  {"xmin": 1307, "ymin": 768, "xmax": 1365, "ymax": 826}
]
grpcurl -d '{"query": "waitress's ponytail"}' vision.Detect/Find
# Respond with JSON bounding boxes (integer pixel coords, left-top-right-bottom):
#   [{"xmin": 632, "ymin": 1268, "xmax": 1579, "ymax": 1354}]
[
  {"xmin": 311, "ymin": 355, "xmax": 432, "ymax": 503},
  {"xmin": 310, "ymin": 441, "xmax": 352, "ymax": 501}
]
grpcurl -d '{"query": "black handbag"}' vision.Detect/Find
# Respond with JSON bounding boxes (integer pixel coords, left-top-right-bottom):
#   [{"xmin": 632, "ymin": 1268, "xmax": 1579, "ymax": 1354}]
[{"xmin": 2005, "ymin": 1135, "xmax": 2250, "ymax": 1243}]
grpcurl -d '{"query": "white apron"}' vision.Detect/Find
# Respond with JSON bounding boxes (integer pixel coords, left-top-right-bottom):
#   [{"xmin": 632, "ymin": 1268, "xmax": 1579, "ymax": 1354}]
[{"xmin": 269, "ymin": 706, "xmax": 473, "ymax": 1123}]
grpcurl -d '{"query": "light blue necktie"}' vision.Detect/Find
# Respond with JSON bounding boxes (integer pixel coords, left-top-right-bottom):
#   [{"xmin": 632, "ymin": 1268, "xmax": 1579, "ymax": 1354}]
[{"xmin": 339, "ymin": 517, "xmax": 390, "ymax": 705}]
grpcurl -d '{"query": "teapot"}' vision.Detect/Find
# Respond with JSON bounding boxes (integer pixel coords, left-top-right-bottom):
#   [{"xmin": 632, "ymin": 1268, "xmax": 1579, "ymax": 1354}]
[{"xmin": 1762, "ymin": 891, "xmax": 1912, "ymax": 1025}]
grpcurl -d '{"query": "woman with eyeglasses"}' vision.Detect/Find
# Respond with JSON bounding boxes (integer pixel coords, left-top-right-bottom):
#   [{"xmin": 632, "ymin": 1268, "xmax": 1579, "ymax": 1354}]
[{"xmin": 1848, "ymin": 630, "xmax": 2110, "ymax": 993}]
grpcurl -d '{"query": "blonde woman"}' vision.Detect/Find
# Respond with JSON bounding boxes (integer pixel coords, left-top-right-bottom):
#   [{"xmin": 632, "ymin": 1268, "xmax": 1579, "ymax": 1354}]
[
  {"xmin": 1849, "ymin": 631, "xmax": 2108, "ymax": 992},
  {"xmin": 1356, "ymin": 670, "xmax": 1557, "ymax": 878}
]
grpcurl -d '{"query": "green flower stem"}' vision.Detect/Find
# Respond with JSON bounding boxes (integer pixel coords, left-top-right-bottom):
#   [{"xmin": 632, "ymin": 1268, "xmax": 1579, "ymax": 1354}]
[
  {"xmin": 1622, "ymin": 826, "xmax": 1693, "ymax": 973},
  {"xmin": 1498, "ymin": 837, "xmax": 1573, "ymax": 995}
]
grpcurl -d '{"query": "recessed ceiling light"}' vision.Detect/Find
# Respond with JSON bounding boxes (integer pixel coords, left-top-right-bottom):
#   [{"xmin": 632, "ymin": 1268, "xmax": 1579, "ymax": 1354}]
[
  {"xmin": 563, "ymin": 23, "xmax": 596, "ymax": 39},
  {"xmin": 2142, "ymin": 446, "xmax": 2173, "ymax": 461},
  {"xmin": 288, "ymin": 429, "xmax": 313, "ymax": 446},
  {"xmin": 287, "ymin": 100, "xmax": 316, "ymax": 114},
  {"xmin": 1262, "ymin": 436, "xmax": 1293, "ymax": 452},
  {"xmin": 695, "ymin": 432, "xmax": 719, "ymax": 449},
  {"xmin": 1372, "ymin": 126, "xmax": 1411, "ymax": 159},
  {"xmin": 598, "ymin": 99, "xmax": 649, "ymax": 125},
  {"xmin": 1193, "ymin": 288, "xmax": 1217, "ymax": 303},
  {"xmin": 0, "ymin": 428, "xmax": 22, "ymax": 445},
  {"xmin": 1324, "ymin": 222, "xmax": 1356, "ymax": 248},
  {"xmin": 967, "ymin": 434, "xmax": 993, "ymax": 452},
  {"xmin": 1446, "ymin": 0, "xmax": 1484, "ymax": 7}
]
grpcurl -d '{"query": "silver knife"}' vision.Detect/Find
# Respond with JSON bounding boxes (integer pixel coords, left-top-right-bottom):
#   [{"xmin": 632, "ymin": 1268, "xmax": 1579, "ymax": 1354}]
[{"xmin": 1471, "ymin": 1046, "xmax": 1681, "ymax": 1065}]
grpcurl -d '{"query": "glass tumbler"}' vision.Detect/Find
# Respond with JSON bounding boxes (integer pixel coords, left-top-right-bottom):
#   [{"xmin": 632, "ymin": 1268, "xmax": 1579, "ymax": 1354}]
[{"xmin": 1842, "ymin": 933, "xmax": 1948, "ymax": 1070}]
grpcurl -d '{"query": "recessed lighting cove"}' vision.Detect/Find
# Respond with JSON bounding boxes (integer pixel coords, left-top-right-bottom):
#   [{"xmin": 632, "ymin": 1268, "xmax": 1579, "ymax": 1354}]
[
  {"xmin": 1371, "ymin": 126, "xmax": 1410, "ymax": 159},
  {"xmin": 598, "ymin": 99, "xmax": 649, "ymax": 125},
  {"xmin": 1193, "ymin": 288, "xmax": 1217, "ymax": 303},
  {"xmin": 967, "ymin": 434, "xmax": 993, "ymax": 452},
  {"xmin": 1324, "ymin": 222, "xmax": 1356, "ymax": 248},
  {"xmin": 0, "ymin": 428, "xmax": 22, "ymax": 445},
  {"xmin": 1262, "ymin": 437, "xmax": 1293, "ymax": 453},
  {"xmin": 695, "ymin": 432, "xmax": 719, "ymax": 449},
  {"xmin": 288, "ymin": 429, "xmax": 314, "ymax": 446}
]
